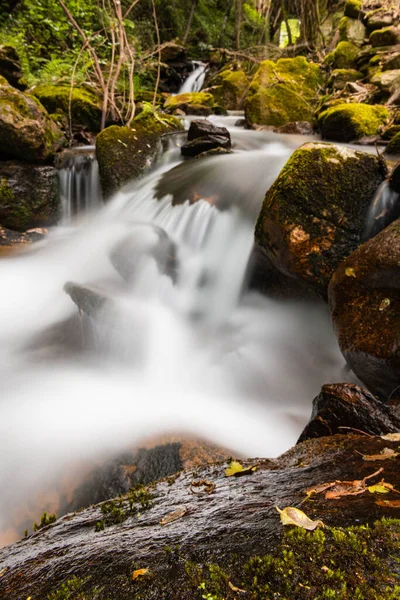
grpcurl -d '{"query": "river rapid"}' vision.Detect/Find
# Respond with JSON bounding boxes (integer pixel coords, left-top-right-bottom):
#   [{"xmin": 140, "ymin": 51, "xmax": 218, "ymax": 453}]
[{"xmin": 0, "ymin": 114, "xmax": 351, "ymax": 545}]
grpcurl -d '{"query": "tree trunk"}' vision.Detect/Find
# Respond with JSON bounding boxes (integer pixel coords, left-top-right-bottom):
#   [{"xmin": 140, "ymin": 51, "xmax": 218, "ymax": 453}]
[{"xmin": 235, "ymin": 0, "xmax": 243, "ymax": 50}]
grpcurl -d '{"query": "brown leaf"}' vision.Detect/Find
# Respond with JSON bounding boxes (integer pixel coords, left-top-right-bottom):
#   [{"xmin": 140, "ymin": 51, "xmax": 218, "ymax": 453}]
[
  {"xmin": 132, "ymin": 568, "xmax": 148, "ymax": 581},
  {"xmin": 376, "ymin": 499, "xmax": 400, "ymax": 508},
  {"xmin": 362, "ymin": 448, "xmax": 399, "ymax": 461},
  {"xmin": 160, "ymin": 506, "xmax": 188, "ymax": 525},
  {"xmin": 381, "ymin": 433, "xmax": 400, "ymax": 441},
  {"xmin": 303, "ymin": 468, "xmax": 384, "ymax": 501},
  {"xmin": 276, "ymin": 506, "xmax": 324, "ymax": 530},
  {"xmin": 190, "ymin": 479, "xmax": 216, "ymax": 495}
]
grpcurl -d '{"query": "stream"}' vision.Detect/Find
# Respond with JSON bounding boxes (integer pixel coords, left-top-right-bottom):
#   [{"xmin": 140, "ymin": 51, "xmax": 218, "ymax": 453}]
[{"xmin": 0, "ymin": 114, "xmax": 352, "ymax": 546}]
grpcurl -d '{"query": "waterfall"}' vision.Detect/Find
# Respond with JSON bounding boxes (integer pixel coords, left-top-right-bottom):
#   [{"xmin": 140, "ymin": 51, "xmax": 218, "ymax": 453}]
[
  {"xmin": 178, "ymin": 61, "xmax": 207, "ymax": 94},
  {"xmin": 58, "ymin": 146, "xmax": 102, "ymax": 224},
  {"xmin": 362, "ymin": 180, "xmax": 400, "ymax": 242}
]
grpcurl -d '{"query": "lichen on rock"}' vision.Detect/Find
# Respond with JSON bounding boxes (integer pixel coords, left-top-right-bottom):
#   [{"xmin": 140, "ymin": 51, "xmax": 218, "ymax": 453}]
[
  {"xmin": 325, "ymin": 41, "xmax": 360, "ymax": 69},
  {"xmin": 318, "ymin": 103, "xmax": 388, "ymax": 142},
  {"xmin": 208, "ymin": 68, "xmax": 249, "ymax": 110}
]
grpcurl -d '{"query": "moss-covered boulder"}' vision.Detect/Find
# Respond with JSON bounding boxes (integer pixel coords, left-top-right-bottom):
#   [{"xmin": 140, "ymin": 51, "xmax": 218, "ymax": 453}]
[
  {"xmin": 383, "ymin": 52, "xmax": 400, "ymax": 71},
  {"xmin": 329, "ymin": 217, "xmax": 400, "ymax": 399},
  {"xmin": 327, "ymin": 68, "xmax": 363, "ymax": 90},
  {"xmin": 344, "ymin": 0, "xmax": 363, "ymax": 19},
  {"xmin": 339, "ymin": 16, "xmax": 366, "ymax": 46},
  {"xmin": 255, "ymin": 142, "xmax": 386, "ymax": 297},
  {"xmin": 370, "ymin": 70, "xmax": 400, "ymax": 98},
  {"xmin": 244, "ymin": 57, "xmax": 323, "ymax": 128},
  {"xmin": 164, "ymin": 91, "xmax": 215, "ymax": 115},
  {"xmin": 0, "ymin": 161, "xmax": 59, "ymax": 230},
  {"xmin": 386, "ymin": 132, "xmax": 400, "ymax": 155},
  {"xmin": 318, "ymin": 103, "xmax": 388, "ymax": 142},
  {"xmin": 370, "ymin": 26, "xmax": 400, "ymax": 48},
  {"xmin": 0, "ymin": 44, "xmax": 24, "ymax": 89},
  {"xmin": 366, "ymin": 9, "xmax": 395, "ymax": 31},
  {"xmin": 0, "ymin": 79, "xmax": 64, "ymax": 162},
  {"xmin": 96, "ymin": 112, "xmax": 183, "ymax": 197},
  {"xmin": 325, "ymin": 41, "xmax": 360, "ymax": 69},
  {"xmin": 31, "ymin": 84, "xmax": 102, "ymax": 132},
  {"xmin": 208, "ymin": 69, "xmax": 249, "ymax": 110}
]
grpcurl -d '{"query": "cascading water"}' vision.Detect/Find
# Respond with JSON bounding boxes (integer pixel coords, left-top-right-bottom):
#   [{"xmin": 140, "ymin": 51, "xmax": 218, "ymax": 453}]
[
  {"xmin": 0, "ymin": 116, "xmax": 351, "ymax": 546},
  {"xmin": 178, "ymin": 61, "xmax": 207, "ymax": 94},
  {"xmin": 58, "ymin": 146, "xmax": 102, "ymax": 224},
  {"xmin": 362, "ymin": 179, "xmax": 400, "ymax": 241}
]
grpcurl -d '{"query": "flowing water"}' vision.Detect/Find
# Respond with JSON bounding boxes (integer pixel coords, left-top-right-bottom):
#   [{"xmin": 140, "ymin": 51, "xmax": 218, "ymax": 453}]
[
  {"xmin": 0, "ymin": 115, "xmax": 352, "ymax": 546},
  {"xmin": 178, "ymin": 62, "xmax": 207, "ymax": 94},
  {"xmin": 362, "ymin": 180, "xmax": 400, "ymax": 241}
]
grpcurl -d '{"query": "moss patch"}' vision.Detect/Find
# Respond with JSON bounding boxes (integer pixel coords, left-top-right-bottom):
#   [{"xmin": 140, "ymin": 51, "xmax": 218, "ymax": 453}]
[
  {"xmin": 344, "ymin": 0, "xmax": 363, "ymax": 19},
  {"xmin": 164, "ymin": 92, "xmax": 215, "ymax": 110},
  {"xmin": 209, "ymin": 69, "xmax": 249, "ymax": 110},
  {"xmin": 370, "ymin": 26, "xmax": 400, "ymax": 48},
  {"xmin": 244, "ymin": 56, "xmax": 324, "ymax": 127},
  {"xmin": 325, "ymin": 41, "xmax": 360, "ymax": 69},
  {"xmin": 327, "ymin": 68, "xmax": 363, "ymax": 90},
  {"xmin": 318, "ymin": 103, "xmax": 388, "ymax": 142},
  {"xmin": 386, "ymin": 131, "xmax": 400, "ymax": 155},
  {"xmin": 339, "ymin": 16, "xmax": 366, "ymax": 45}
]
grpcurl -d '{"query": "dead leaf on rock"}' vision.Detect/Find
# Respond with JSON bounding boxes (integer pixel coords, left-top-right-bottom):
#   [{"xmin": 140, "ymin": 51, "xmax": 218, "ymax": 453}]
[
  {"xmin": 132, "ymin": 568, "xmax": 149, "ymax": 581},
  {"xmin": 304, "ymin": 468, "xmax": 384, "ymax": 500},
  {"xmin": 225, "ymin": 460, "xmax": 257, "ymax": 477},
  {"xmin": 376, "ymin": 499, "xmax": 400, "ymax": 508},
  {"xmin": 228, "ymin": 581, "xmax": 247, "ymax": 593},
  {"xmin": 345, "ymin": 267, "xmax": 356, "ymax": 278},
  {"xmin": 368, "ymin": 480, "xmax": 400, "ymax": 495},
  {"xmin": 190, "ymin": 479, "xmax": 216, "ymax": 495},
  {"xmin": 160, "ymin": 506, "xmax": 188, "ymax": 525},
  {"xmin": 276, "ymin": 506, "xmax": 324, "ymax": 530},
  {"xmin": 362, "ymin": 448, "xmax": 399, "ymax": 461},
  {"xmin": 381, "ymin": 433, "xmax": 400, "ymax": 441}
]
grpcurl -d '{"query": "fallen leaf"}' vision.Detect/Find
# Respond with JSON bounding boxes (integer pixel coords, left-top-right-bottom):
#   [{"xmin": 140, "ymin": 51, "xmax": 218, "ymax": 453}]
[
  {"xmin": 381, "ymin": 433, "xmax": 400, "ymax": 441},
  {"xmin": 228, "ymin": 581, "xmax": 247, "ymax": 593},
  {"xmin": 304, "ymin": 468, "xmax": 384, "ymax": 500},
  {"xmin": 376, "ymin": 499, "xmax": 400, "ymax": 508},
  {"xmin": 190, "ymin": 479, "xmax": 216, "ymax": 495},
  {"xmin": 304, "ymin": 482, "xmax": 335, "ymax": 500},
  {"xmin": 362, "ymin": 448, "xmax": 399, "ymax": 461},
  {"xmin": 345, "ymin": 267, "xmax": 356, "ymax": 278},
  {"xmin": 379, "ymin": 298, "xmax": 391, "ymax": 311},
  {"xmin": 160, "ymin": 506, "xmax": 187, "ymax": 525},
  {"xmin": 0, "ymin": 567, "xmax": 8, "ymax": 578},
  {"xmin": 132, "ymin": 568, "xmax": 148, "ymax": 581},
  {"xmin": 276, "ymin": 506, "xmax": 324, "ymax": 530},
  {"xmin": 225, "ymin": 460, "xmax": 257, "ymax": 477},
  {"xmin": 368, "ymin": 480, "xmax": 399, "ymax": 495}
]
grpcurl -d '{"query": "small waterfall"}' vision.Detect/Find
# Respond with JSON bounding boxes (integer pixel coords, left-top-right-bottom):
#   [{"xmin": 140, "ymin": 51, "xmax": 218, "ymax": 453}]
[
  {"xmin": 178, "ymin": 61, "xmax": 207, "ymax": 94},
  {"xmin": 362, "ymin": 180, "xmax": 400, "ymax": 241},
  {"xmin": 58, "ymin": 146, "xmax": 102, "ymax": 224}
]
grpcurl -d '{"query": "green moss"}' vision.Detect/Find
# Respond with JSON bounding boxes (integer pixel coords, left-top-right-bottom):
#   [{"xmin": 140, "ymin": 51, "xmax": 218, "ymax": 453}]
[
  {"xmin": 47, "ymin": 576, "xmax": 104, "ymax": 600},
  {"xmin": 386, "ymin": 132, "xmax": 400, "ymax": 155},
  {"xmin": 327, "ymin": 69, "xmax": 363, "ymax": 90},
  {"xmin": 0, "ymin": 176, "xmax": 31, "ymax": 230},
  {"xmin": 370, "ymin": 26, "xmax": 400, "ymax": 48},
  {"xmin": 244, "ymin": 56, "xmax": 324, "ymax": 127},
  {"xmin": 209, "ymin": 69, "xmax": 249, "ymax": 110},
  {"xmin": 339, "ymin": 16, "xmax": 366, "ymax": 45},
  {"xmin": 318, "ymin": 103, "xmax": 388, "ymax": 142},
  {"xmin": 32, "ymin": 84, "xmax": 102, "ymax": 132},
  {"xmin": 33, "ymin": 511, "xmax": 57, "ymax": 532},
  {"xmin": 95, "ymin": 485, "xmax": 154, "ymax": 532},
  {"xmin": 164, "ymin": 91, "xmax": 215, "ymax": 109},
  {"xmin": 344, "ymin": 0, "xmax": 362, "ymax": 18},
  {"xmin": 325, "ymin": 41, "xmax": 360, "ymax": 69}
]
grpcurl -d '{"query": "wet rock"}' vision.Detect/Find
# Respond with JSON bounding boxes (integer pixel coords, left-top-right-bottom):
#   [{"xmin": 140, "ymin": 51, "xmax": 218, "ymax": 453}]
[
  {"xmin": 298, "ymin": 383, "xmax": 400, "ymax": 443},
  {"xmin": 195, "ymin": 147, "xmax": 233, "ymax": 159},
  {"xmin": 0, "ymin": 44, "xmax": 24, "ymax": 89},
  {"xmin": 187, "ymin": 119, "xmax": 230, "ymax": 142},
  {"xmin": 110, "ymin": 224, "xmax": 178, "ymax": 282},
  {"xmin": 244, "ymin": 57, "xmax": 323, "ymax": 127},
  {"xmin": 0, "ymin": 161, "xmax": 59, "ymax": 231},
  {"xmin": 0, "ymin": 78, "xmax": 64, "ymax": 162},
  {"xmin": 2, "ymin": 435, "xmax": 400, "ymax": 599},
  {"xmin": 255, "ymin": 142, "xmax": 386, "ymax": 298},
  {"xmin": 207, "ymin": 68, "xmax": 249, "ymax": 110},
  {"xmin": 95, "ymin": 112, "xmax": 183, "ymax": 197},
  {"xmin": 390, "ymin": 162, "xmax": 400, "ymax": 192},
  {"xmin": 164, "ymin": 91, "xmax": 215, "ymax": 116},
  {"xmin": 329, "ymin": 217, "xmax": 400, "ymax": 399},
  {"xmin": 386, "ymin": 132, "xmax": 400, "ymax": 155},
  {"xmin": 274, "ymin": 121, "xmax": 314, "ymax": 135},
  {"xmin": 235, "ymin": 118, "xmax": 246, "ymax": 127},
  {"xmin": 0, "ymin": 225, "xmax": 46, "ymax": 247},
  {"xmin": 64, "ymin": 282, "xmax": 110, "ymax": 317},
  {"xmin": 318, "ymin": 103, "xmax": 388, "ymax": 142},
  {"xmin": 160, "ymin": 42, "xmax": 186, "ymax": 63},
  {"xmin": 181, "ymin": 119, "xmax": 231, "ymax": 158}
]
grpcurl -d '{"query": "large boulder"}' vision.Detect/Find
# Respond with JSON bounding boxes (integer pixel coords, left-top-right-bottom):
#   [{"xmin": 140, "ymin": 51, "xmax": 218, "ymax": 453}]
[
  {"xmin": 327, "ymin": 68, "xmax": 363, "ymax": 90},
  {"xmin": 163, "ymin": 91, "xmax": 215, "ymax": 115},
  {"xmin": 96, "ymin": 112, "xmax": 183, "ymax": 197},
  {"xmin": 31, "ymin": 84, "xmax": 103, "ymax": 132},
  {"xmin": 0, "ymin": 79, "xmax": 64, "ymax": 162},
  {"xmin": 318, "ymin": 103, "xmax": 388, "ymax": 142},
  {"xmin": 208, "ymin": 69, "xmax": 249, "ymax": 110},
  {"xmin": 244, "ymin": 57, "xmax": 324, "ymax": 128},
  {"xmin": 365, "ymin": 9, "xmax": 395, "ymax": 31},
  {"xmin": 370, "ymin": 69, "xmax": 400, "ymax": 102},
  {"xmin": 370, "ymin": 26, "xmax": 400, "ymax": 48},
  {"xmin": 329, "ymin": 218, "xmax": 400, "ymax": 399},
  {"xmin": 255, "ymin": 142, "xmax": 386, "ymax": 298},
  {"xmin": 339, "ymin": 16, "xmax": 366, "ymax": 46},
  {"xmin": 0, "ymin": 161, "xmax": 59, "ymax": 230},
  {"xmin": 0, "ymin": 44, "xmax": 24, "ymax": 89},
  {"xmin": 325, "ymin": 41, "xmax": 360, "ymax": 69},
  {"xmin": 344, "ymin": 0, "xmax": 363, "ymax": 19}
]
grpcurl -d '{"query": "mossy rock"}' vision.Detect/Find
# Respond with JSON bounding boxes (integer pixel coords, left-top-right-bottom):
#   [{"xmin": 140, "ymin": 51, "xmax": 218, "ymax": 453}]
[
  {"xmin": 318, "ymin": 103, "xmax": 388, "ymax": 142},
  {"xmin": 164, "ymin": 91, "xmax": 215, "ymax": 115},
  {"xmin": 339, "ymin": 16, "xmax": 366, "ymax": 46},
  {"xmin": 370, "ymin": 26, "xmax": 400, "ymax": 48},
  {"xmin": 208, "ymin": 69, "xmax": 249, "ymax": 110},
  {"xmin": 327, "ymin": 68, "xmax": 363, "ymax": 90},
  {"xmin": 244, "ymin": 57, "xmax": 324, "ymax": 127},
  {"xmin": 0, "ymin": 80, "xmax": 65, "ymax": 162},
  {"xmin": 0, "ymin": 44, "xmax": 24, "ymax": 89},
  {"xmin": 325, "ymin": 41, "xmax": 360, "ymax": 69},
  {"xmin": 31, "ymin": 84, "xmax": 102, "ymax": 132},
  {"xmin": 96, "ymin": 112, "xmax": 183, "ymax": 197},
  {"xmin": 0, "ymin": 161, "xmax": 59, "ymax": 230},
  {"xmin": 255, "ymin": 142, "xmax": 386, "ymax": 297},
  {"xmin": 383, "ymin": 52, "xmax": 400, "ymax": 71},
  {"xmin": 370, "ymin": 69, "xmax": 400, "ymax": 93},
  {"xmin": 344, "ymin": 0, "xmax": 363, "ymax": 19},
  {"xmin": 366, "ymin": 9, "xmax": 395, "ymax": 32},
  {"xmin": 386, "ymin": 132, "xmax": 400, "ymax": 155}
]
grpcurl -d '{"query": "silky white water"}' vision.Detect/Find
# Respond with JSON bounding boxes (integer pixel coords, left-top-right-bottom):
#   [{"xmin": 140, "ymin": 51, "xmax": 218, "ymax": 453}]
[
  {"xmin": 178, "ymin": 62, "xmax": 207, "ymax": 94},
  {"xmin": 0, "ymin": 117, "xmax": 350, "ymax": 545}
]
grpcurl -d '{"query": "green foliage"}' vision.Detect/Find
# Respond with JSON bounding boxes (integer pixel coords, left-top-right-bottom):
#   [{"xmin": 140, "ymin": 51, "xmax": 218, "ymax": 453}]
[
  {"xmin": 33, "ymin": 511, "xmax": 57, "ymax": 532},
  {"xmin": 95, "ymin": 484, "xmax": 153, "ymax": 532},
  {"xmin": 47, "ymin": 576, "xmax": 104, "ymax": 600}
]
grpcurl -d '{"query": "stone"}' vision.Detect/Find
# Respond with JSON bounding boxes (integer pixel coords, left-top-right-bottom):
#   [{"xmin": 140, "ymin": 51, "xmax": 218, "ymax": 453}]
[
  {"xmin": 0, "ymin": 225, "xmax": 46, "ymax": 247},
  {"xmin": 160, "ymin": 42, "xmax": 186, "ymax": 63},
  {"xmin": 366, "ymin": 10, "xmax": 395, "ymax": 31},
  {"xmin": 181, "ymin": 135, "xmax": 232, "ymax": 157},
  {"xmin": 370, "ymin": 26, "xmax": 400, "ymax": 48},
  {"xmin": 318, "ymin": 103, "xmax": 388, "ymax": 142},
  {"xmin": 344, "ymin": 0, "xmax": 363, "ymax": 19},
  {"xmin": 298, "ymin": 383, "xmax": 400, "ymax": 443},
  {"xmin": 383, "ymin": 52, "xmax": 400, "ymax": 71},
  {"xmin": 0, "ymin": 161, "xmax": 59, "ymax": 231},
  {"xmin": 329, "ymin": 217, "xmax": 400, "ymax": 399},
  {"xmin": 208, "ymin": 69, "xmax": 249, "ymax": 110},
  {"xmin": 164, "ymin": 91, "xmax": 215, "ymax": 115},
  {"xmin": 0, "ymin": 44, "xmax": 24, "ymax": 89},
  {"xmin": 390, "ymin": 162, "xmax": 400, "ymax": 192},
  {"xmin": 386, "ymin": 132, "xmax": 400, "ymax": 155},
  {"xmin": 0, "ymin": 79, "xmax": 64, "ymax": 162},
  {"xmin": 244, "ymin": 57, "xmax": 323, "ymax": 128},
  {"xmin": 187, "ymin": 119, "xmax": 230, "ymax": 142},
  {"xmin": 339, "ymin": 16, "xmax": 366, "ymax": 46},
  {"xmin": 327, "ymin": 68, "xmax": 363, "ymax": 90},
  {"xmin": 255, "ymin": 142, "xmax": 386, "ymax": 297},
  {"xmin": 64, "ymin": 282, "xmax": 110, "ymax": 317},
  {"xmin": 325, "ymin": 41, "xmax": 360, "ymax": 69},
  {"xmin": 274, "ymin": 121, "xmax": 314, "ymax": 135}
]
